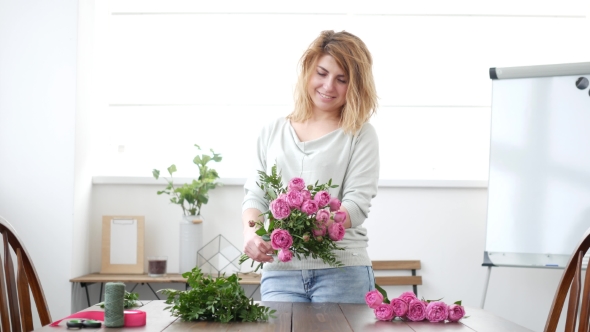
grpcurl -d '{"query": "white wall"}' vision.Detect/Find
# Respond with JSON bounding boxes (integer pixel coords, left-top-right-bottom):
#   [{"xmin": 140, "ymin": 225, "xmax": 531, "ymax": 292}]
[
  {"xmin": 0, "ymin": 0, "xmax": 79, "ymax": 325},
  {"xmin": 86, "ymin": 183, "xmax": 564, "ymax": 331},
  {"xmin": 72, "ymin": 0, "xmax": 95, "ymax": 306}
]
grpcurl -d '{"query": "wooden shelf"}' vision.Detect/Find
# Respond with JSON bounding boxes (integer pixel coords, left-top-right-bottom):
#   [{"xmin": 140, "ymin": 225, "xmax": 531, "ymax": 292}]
[{"xmin": 70, "ymin": 272, "xmax": 261, "ymax": 285}]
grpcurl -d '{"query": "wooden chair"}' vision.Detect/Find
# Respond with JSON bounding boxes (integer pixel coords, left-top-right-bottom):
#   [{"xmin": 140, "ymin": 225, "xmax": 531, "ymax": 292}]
[
  {"xmin": 545, "ymin": 227, "xmax": 590, "ymax": 332},
  {"xmin": 372, "ymin": 260, "xmax": 422, "ymax": 296},
  {"xmin": 0, "ymin": 216, "xmax": 51, "ymax": 332}
]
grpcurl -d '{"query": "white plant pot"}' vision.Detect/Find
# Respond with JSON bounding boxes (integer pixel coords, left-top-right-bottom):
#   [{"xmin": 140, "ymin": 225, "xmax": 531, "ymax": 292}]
[{"xmin": 179, "ymin": 215, "xmax": 204, "ymax": 274}]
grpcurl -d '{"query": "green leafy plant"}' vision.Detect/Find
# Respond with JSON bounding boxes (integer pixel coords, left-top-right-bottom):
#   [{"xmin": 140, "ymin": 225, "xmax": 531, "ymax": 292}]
[
  {"xmin": 153, "ymin": 144, "xmax": 222, "ymax": 216},
  {"xmin": 159, "ymin": 267, "xmax": 275, "ymax": 323},
  {"xmin": 96, "ymin": 291, "xmax": 141, "ymax": 308}
]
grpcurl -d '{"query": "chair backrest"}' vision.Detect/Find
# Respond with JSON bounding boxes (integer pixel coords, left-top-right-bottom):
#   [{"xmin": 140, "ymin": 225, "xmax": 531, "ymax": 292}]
[
  {"xmin": 545, "ymin": 227, "xmax": 590, "ymax": 332},
  {"xmin": 0, "ymin": 216, "xmax": 51, "ymax": 332},
  {"xmin": 372, "ymin": 260, "xmax": 422, "ymax": 296}
]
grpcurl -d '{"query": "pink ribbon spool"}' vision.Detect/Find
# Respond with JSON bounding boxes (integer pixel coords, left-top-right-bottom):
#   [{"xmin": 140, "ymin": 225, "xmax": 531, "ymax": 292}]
[
  {"xmin": 124, "ymin": 309, "xmax": 147, "ymax": 326},
  {"xmin": 50, "ymin": 310, "xmax": 147, "ymax": 327}
]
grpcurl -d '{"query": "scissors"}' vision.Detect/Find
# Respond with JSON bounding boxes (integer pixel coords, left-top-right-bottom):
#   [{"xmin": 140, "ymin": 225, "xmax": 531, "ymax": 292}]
[{"xmin": 66, "ymin": 319, "xmax": 102, "ymax": 329}]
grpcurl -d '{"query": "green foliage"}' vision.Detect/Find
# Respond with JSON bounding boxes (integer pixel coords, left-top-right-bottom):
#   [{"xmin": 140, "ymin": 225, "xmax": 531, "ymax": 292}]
[
  {"xmin": 153, "ymin": 144, "xmax": 222, "ymax": 216},
  {"xmin": 159, "ymin": 267, "xmax": 276, "ymax": 323},
  {"xmin": 96, "ymin": 291, "xmax": 141, "ymax": 309}
]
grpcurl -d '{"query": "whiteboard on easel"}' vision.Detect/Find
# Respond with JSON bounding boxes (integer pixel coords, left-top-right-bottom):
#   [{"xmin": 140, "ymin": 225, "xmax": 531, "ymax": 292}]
[
  {"xmin": 101, "ymin": 215, "xmax": 145, "ymax": 274},
  {"xmin": 484, "ymin": 62, "xmax": 590, "ymax": 269}
]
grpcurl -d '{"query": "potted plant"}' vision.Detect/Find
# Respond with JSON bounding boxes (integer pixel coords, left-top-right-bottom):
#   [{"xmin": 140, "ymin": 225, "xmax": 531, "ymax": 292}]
[
  {"xmin": 152, "ymin": 144, "xmax": 222, "ymax": 217},
  {"xmin": 152, "ymin": 144, "xmax": 222, "ymax": 273}
]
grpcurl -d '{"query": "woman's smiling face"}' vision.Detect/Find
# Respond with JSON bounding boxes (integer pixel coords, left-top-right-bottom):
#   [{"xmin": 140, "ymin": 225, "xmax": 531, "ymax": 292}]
[{"xmin": 307, "ymin": 54, "xmax": 349, "ymax": 116}]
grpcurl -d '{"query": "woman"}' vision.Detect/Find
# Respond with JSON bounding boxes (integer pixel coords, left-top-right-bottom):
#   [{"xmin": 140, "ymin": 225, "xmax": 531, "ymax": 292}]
[{"xmin": 242, "ymin": 30, "xmax": 379, "ymax": 303}]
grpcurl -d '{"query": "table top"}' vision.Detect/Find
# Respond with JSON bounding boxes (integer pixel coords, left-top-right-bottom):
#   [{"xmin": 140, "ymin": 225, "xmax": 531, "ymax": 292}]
[
  {"xmin": 70, "ymin": 272, "xmax": 262, "ymax": 285},
  {"xmin": 36, "ymin": 300, "xmax": 533, "ymax": 332}
]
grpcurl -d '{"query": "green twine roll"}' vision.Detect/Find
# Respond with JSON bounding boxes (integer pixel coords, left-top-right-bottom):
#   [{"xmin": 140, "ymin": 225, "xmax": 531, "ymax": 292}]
[{"xmin": 104, "ymin": 282, "xmax": 125, "ymax": 327}]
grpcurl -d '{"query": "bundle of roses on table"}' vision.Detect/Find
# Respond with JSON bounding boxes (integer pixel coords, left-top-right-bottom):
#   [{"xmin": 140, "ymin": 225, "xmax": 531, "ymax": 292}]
[
  {"xmin": 365, "ymin": 289, "xmax": 466, "ymax": 323},
  {"xmin": 239, "ymin": 165, "xmax": 346, "ymax": 271}
]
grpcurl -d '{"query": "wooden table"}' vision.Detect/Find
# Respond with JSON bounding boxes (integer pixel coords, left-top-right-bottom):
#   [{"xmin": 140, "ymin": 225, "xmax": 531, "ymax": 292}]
[
  {"xmin": 70, "ymin": 273, "xmax": 261, "ymax": 306},
  {"xmin": 36, "ymin": 300, "xmax": 533, "ymax": 331}
]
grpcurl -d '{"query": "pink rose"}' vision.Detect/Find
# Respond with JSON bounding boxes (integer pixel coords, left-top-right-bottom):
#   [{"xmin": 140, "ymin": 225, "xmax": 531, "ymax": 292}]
[
  {"xmin": 447, "ymin": 304, "xmax": 465, "ymax": 322},
  {"xmin": 288, "ymin": 177, "xmax": 305, "ymax": 191},
  {"xmin": 365, "ymin": 290, "xmax": 383, "ymax": 309},
  {"xmin": 315, "ymin": 209, "xmax": 330, "ymax": 224},
  {"xmin": 313, "ymin": 191, "xmax": 331, "ymax": 207},
  {"xmin": 373, "ymin": 303, "xmax": 394, "ymax": 321},
  {"xmin": 270, "ymin": 198, "xmax": 291, "ymax": 220},
  {"xmin": 328, "ymin": 222, "xmax": 345, "ymax": 241},
  {"xmin": 301, "ymin": 200, "xmax": 319, "ymax": 215},
  {"xmin": 286, "ymin": 190, "xmax": 303, "ymax": 209},
  {"xmin": 425, "ymin": 301, "xmax": 449, "ymax": 322},
  {"xmin": 312, "ymin": 223, "xmax": 326, "ymax": 237},
  {"xmin": 278, "ymin": 249, "xmax": 293, "ymax": 262},
  {"xmin": 390, "ymin": 298, "xmax": 408, "ymax": 318},
  {"xmin": 302, "ymin": 233, "xmax": 310, "ymax": 242},
  {"xmin": 406, "ymin": 299, "xmax": 427, "ymax": 321},
  {"xmin": 398, "ymin": 291, "xmax": 418, "ymax": 305},
  {"xmin": 328, "ymin": 197, "xmax": 341, "ymax": 211},
  {"xmin": 300, "ymin": 190, "xmax": 311, "ymax": 201},
  {"xmin": 333, "ymin": 211, "xmax": 347, "ymax": 224},
  {"xmin": 270, "ymin": 229, "xmax": 293, "ymax": 250}
]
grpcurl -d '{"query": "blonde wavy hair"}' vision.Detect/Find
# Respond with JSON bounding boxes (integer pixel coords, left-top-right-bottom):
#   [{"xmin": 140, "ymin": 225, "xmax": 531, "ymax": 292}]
[{"xmin": 288, "ymin": 30, "xmax": 378, "ymax": 135}]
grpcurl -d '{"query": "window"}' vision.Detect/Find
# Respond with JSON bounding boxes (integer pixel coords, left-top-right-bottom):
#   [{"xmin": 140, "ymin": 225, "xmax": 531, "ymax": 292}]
[{"xmin": 83, "ymin": 0, "xmax": 589, "ymax": 182}]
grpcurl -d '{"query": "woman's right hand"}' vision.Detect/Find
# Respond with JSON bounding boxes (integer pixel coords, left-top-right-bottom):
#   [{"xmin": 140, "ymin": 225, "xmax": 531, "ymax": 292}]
[
  {"xmin": 243, "ymin": 231, "xmax": 274, "ymax": 263},
  {"xmin": 242, "ymin": 208, "xmax": 274, "ymax": 263}
]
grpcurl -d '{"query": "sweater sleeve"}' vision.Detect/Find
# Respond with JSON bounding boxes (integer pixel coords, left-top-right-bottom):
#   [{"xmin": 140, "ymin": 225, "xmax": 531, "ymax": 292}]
[
  {"xmin": 340, "ymin": 123, "xmax": 380, "ymax": 228},
  {"xmin": 242, "ymin": 121, "xmax": 271, "ymax": 213}
]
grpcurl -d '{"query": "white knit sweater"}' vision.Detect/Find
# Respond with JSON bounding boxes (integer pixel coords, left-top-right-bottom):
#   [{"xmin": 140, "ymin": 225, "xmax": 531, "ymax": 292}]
[{"xmin": 242, "ymin": 116, "xmax": 380, "ymax": 270}]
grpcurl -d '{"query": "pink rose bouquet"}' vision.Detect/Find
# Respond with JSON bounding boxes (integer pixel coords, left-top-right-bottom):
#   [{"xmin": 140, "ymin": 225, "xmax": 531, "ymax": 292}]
[
  {"xmin": 278, "ymin": 249, "xmax": 293, "ymax": 262},
  {"xmin": 398, "ymin": 291, "xmax": 418, "ymax": 305},
  {"xmin": 270, "ymin": 229, "xmax": 293, "ymax": 250},
  {"xmin": 447, "ymin": 304, "xmax": 466, "ymax": 322},
  {"xmin": 286, "ymin": 190, "xmax": 303, "ymax": 208},
  {"xmin": 239, "ymin": 164, "xmax": 346, "ymax": 271},
  {"xmin": 328, "ymin": 222, "xmax": 345, "ymax": 241},
  {"xmin": 389, "ymin": 298, "xmax": 408, "ymax": 318},
  {"xmin": 288, "ymin": 177, "xmax": 306, "ymax": 191},
  {"xmin": 425, "ymin": 301, "xmax": 448, "ymax": 322},
  {"xmin": 301, "ymin": 200, "xmax": 319, "ymax": 215},
  {"xmin": 328, "ymin": 197, "xmax": 341, "ymax": 211},
  {"xmin": 365, "ymin": 290, "xmax": 383, "ymax": 309},
  {"xmin": 407, "ymin": 300, "xmax": 427, "ymax": 321},
  {"xmin": 373, "ymin": 304, "xmax": 395, "ymax": 321},
  {"xmin": 365, "ymin": 286, "xmax": 466, "ymax": 323},
  {"xmin": 269, "ymin": 198, "xmax": 290, "ymax": 220},
  {"xmin": 314, "ymin": 191, "xmax": 331, "ymax": 206}
]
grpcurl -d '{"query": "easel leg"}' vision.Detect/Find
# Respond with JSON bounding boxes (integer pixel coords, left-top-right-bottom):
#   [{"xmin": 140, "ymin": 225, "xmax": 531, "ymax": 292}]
[{"xmin": 481, "ymin": 266, "xmax": 492, "ymax": 309}]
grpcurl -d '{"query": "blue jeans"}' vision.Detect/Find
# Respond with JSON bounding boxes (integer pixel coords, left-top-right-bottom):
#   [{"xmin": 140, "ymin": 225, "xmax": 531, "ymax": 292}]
[{"xmin": 260, "ymin": 266, "xmax": 375, "ymax": 303}]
